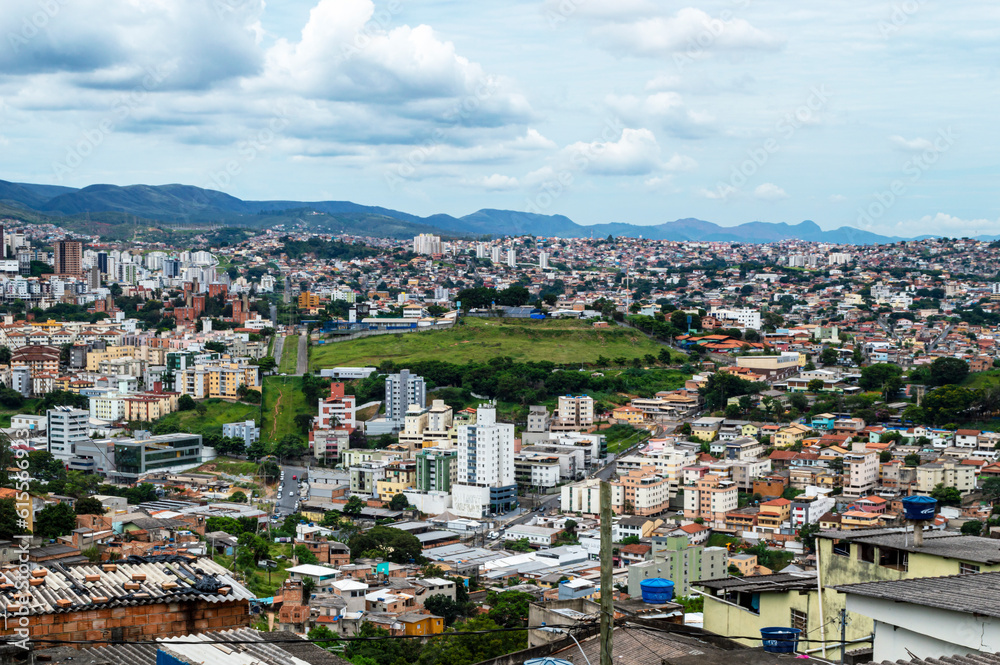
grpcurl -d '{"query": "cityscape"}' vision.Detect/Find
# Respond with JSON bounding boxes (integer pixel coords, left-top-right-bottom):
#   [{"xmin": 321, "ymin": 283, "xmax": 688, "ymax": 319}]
[{"xmin": 0, "ymin": 2, "xmax": 998, "ymax": 665}]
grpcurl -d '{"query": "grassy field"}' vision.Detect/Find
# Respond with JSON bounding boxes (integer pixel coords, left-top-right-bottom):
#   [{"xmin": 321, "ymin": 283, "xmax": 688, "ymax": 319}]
[
  {"xmin": 278, "ymin": 335, "xmax": 299, "ymax": 374},
  {"xmin": 310, "ymin": 318, "xmax": 680, "ymax": 369},
  {"xmin": 602, "ymin": 423, "xmax": 649, "ymax": 454},
  {"xmin": 963, "ymin": 370, "xmax": 1000, "ymax": 390},
  {"xmin": 155, "ymin": 399, "xmax": 260, "ymax": 438},
  {"xmin": 261, "ymin": 375, "xmax": 309, "ymax": 442},
  {"xmin": 196, "ymin": 457, "xmax": 261, "ymax": 476}
]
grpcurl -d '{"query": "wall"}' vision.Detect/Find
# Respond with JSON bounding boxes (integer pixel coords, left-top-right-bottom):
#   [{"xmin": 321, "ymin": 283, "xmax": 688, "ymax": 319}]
[{"xmin": 11, "ymin": 600, "xmax": 250, "ymax": 645}]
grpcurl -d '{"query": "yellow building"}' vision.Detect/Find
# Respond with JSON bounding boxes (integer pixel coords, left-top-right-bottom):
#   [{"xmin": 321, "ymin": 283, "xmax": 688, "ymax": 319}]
[
  {"xmin": 298, "ymin": 292, "xmax": 321, "ymax": 309},
  {"xmin": 773, "ymin": 424, "xmax": 812, "ymax": 448},
  {"xmin": 699, "ymin": 530, "xmax": 1000, "ymax": 659},
  {"xmin": 86, "ymin": 345, "xmax": 140, "ymax": 371},
  {"xmin": 612, "ymin": 405, "xmax": 646, "ymax": 424},
  {"xmin": 399, "ymin": 614, "xmax": 445, "ymax": 636}
]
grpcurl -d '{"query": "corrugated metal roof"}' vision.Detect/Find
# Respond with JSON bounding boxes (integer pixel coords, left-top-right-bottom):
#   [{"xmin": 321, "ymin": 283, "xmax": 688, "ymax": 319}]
[{"xmin": 1, "ymin": 557, "xmax": 254, "ymax": 616}]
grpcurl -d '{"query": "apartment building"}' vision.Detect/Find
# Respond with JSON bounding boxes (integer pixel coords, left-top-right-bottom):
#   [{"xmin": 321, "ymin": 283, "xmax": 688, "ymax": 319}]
[
  {"xmin": 223, "ymin": 420, "xmax": 260, "ymax": 446},
  {"xmin": 415, "ymin": 447, "xmax": 456, "ymax": 493},
  {"xmin": 916, "ymin": 461, "xmax": 977, "ymax": 496},
  {"xmin": 452, "ymin": 403, "xmax": 516, "ymax": 517},
  {"xmin": 385, "ymin": 369, "xmax": 426, "ymax": 422},
  {"xmin": 628, "ymin": 535, "xmax": 727, "ymax": 596},
  {"xmin": 317, "ymin": 382, "xmax": 356, "ymax": 431},
  {"xmin": 843, "ymin": 451, "xmax": 879, "ymax": 499},
  {"xmin": 683, "ymin": 474, "xmax": 738, "ymax": 526},
  {"xmin": 177, "ymin": 360, "xmax": 260, "ymax": 399},
  {"xmin": 47, "ymin": 407, "xmax": 89, "ymax": 461},
  {"xmin": 552, "ymin": 395, "xmax": 594, "ymax": 432}
]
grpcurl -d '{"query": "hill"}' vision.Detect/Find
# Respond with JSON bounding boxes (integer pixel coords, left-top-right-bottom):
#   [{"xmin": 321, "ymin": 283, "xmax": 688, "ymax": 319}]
[
  {"xmin": 309, "ymin": 317, "xmax": 684, "ymax": 368},
  {"xmin": 0, "ymin": 177, "xmax": 942, "ymax": 244}
]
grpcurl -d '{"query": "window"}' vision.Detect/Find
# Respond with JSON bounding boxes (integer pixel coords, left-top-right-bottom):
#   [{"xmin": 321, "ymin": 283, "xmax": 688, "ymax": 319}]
[
  {"xmin": 790, "ymin": 609, "xmax": 808, "ymax": 632},
  {"xmin": 858, "ymin": 543, "xmax": 877, "ymax": 564},
  {"xmin": 879, "ymin": 547, "xmax": 908, "ymax": 572},
  {"xmin": 832, "ymin": 540, "xmax": 850, "ymax": 557},
  {"xmin": 960, "ymin": 562, "xmax": 980, "ymax": 575}
]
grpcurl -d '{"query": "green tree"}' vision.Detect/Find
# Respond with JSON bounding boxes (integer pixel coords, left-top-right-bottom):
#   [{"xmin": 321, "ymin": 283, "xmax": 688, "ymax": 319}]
[
  {"xmin": 807, "ymin": 379, "xmax": 825, "ymax": 393},
  {"xmin": 859, "ymin": 363, "xmax": 903, "ymax": 392},
  {"xmin": 0, "ymin": 499, "xmax": 30, "ymax": 540},
  {"xmin": 74, "ymin": 497, "xmax": 106, "ymax": 515},
  {"xmin": 177, "ymin": 394, "xmax": 197, "ymax": 411},
  {"xmin": 307, "ymin": 625, "xmax": 339, "ymax": 649},
  {"xmin": 961, "ymin": 520, "xmax": 983, "ymax": 535},
  {"xmin": 236, "ymin": 532, "xmax": 271, "ymax": 567},
  {"xmin": 930, "ymin": 483, "xmax": 962, "ymax": 506},
  {"xmin": 904, "ymin": 453, "xmax": 922, "ymax": 467},
  {"xmin": 425, "ymin": 594, "xmax": 462, "ymax": 625},
  {"xmin": 797, "ymin": 522, "xmax": 822, "ymax": 552},
  {"xmin": 348, "ymin": 526, "xmax": 425, "ymax": 563},
  {"xmin": 35, "ymin": 502, "xmax": 77, "ymax": 540},
  {"xmin": 820, "ymin": 347, "xmax": 839, "ymax": 365},
  {"xmin": 343, "ymin": 495, "xmax": 367, "ymax": 515},
  {"xmin": 486, "ymin": 590, "xmax": 534, "ymax": 628},
  {"xmin": 620, "ymin": 535, "xmax": 641, "ymax": 545},
  {"xmin": 294, "ymin": 544, "xmax": 319, "ymax": 565},
  {"xmin": 929, "ymin": 357, "xmax": 969, "ymax": 387},
  {"xmin": 229, "ymin": 491, "xmax": 248, "ymax": 503},
  {"xmin": 981, "ymin": 477, "xmax": 1000, "ymax": 501},
  {"xmin": 506, "ymin": 538, "xmax": 532, "ymax": 552},
  {"xmin": 388, "ymin": 493, "xmax": 409, "ymax": 511}
]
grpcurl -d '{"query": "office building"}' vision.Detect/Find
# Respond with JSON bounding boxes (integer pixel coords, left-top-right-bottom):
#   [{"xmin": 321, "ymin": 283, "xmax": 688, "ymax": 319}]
[
  {"xmin": 53, "ymin": 240, "xmax": 83, "ymax": 276},
  {"xmin": 47, "ymin": 407, "xmax": 90, "ymax": 461}
]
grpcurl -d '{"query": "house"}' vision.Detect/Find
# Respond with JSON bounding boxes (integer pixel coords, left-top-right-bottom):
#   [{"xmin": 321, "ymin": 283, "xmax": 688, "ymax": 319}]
[
  {"xmin": 398, "ymin": 612, "xmax": 445, "ymax": 636},
  {"xmin": 690, "ymin": 417, "xmax": 725, "ymax": 442},
  {"xmin": 811, "ymin": 413, "xmax": 837, "ymax": 431},
  {"xmin": 773, "ymin": 424, "xmax": 812, "ymax": 448},
  {"xmin": 838, "ymin": 572, "xmax": 1000, "ymax": 661}
]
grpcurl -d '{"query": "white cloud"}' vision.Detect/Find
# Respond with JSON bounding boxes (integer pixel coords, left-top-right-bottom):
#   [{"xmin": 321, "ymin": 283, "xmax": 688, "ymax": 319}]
[
  {"xmin": 595, "ymin": 8, "xmax": 784, "ymax": 59},
  {"xmin": 464, "ymin": 174, "xmax": 520, "ymax": 190},
  {"xmin": 0, "ymin": 0, "xmax": 265, "ymax": 89},
  {"xmin": 696, "ymin": 187, "xmax": 729, "ymax": 200},
  {"xmin": 754, "ymin": 183, "xmax": 789, "ymax": 200},
  {"xmin": 901, "ymin": 213, "xmax": 1000, "ymax": 237},
  {"xmin": 605, "ymin": 92, "xmax": 715, "ymax": 139},
  {"xmin": 888, "ymin": 135, "xmax": 936, "ymax": 152},
  {"xmin": 562, "ymin": 127, "xmax": 663, "ymax": 176},
  {"xmin": 258, "ymin": 0, "xmax": 531, "ymax": 125},
  {"xmin": 829, "ymin": 194, "xmax": 847, "ymax": 202}
]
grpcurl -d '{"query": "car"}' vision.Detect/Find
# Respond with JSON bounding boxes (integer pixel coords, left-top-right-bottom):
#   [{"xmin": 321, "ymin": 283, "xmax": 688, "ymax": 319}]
[{"xmin": 292, "ymin": 475, "xmax": 297, "ymax": 481}]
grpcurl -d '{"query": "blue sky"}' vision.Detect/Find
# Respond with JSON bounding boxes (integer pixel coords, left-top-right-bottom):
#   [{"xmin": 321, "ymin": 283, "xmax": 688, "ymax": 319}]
[{"xmin": 0, "ymin": 0, "xmax": 997, "ymax": 237}]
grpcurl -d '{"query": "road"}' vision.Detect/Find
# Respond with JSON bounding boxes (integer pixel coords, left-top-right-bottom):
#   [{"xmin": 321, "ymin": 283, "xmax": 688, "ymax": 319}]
[
  {"xmin": 296, "ymin": 333, "xmax": 308, "ymax": 375},
  {"xmin": 927, "ymin": 323, "xmax": 953, "ymax": 351},
  {"xmin": 272, "ymin": 334, "xmax": 285, "ymax": 368},
  {"xmin": 274, "ymin": 464, "xmax": 307, "ymax": 517}
]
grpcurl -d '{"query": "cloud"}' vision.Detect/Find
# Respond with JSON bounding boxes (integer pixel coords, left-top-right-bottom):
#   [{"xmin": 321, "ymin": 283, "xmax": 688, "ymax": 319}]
[
  {"xmin": 562, "ymin": 127, "xmax": 664, "ymax": 176},
  {"xmin": 605, "ymin": 92, "xmax": 716, "ymax": 139},
  {"xmin": 595, "ymin": 8, "xmax": 784, "ymax": 59},
  {"xmin": 696, "ymin": 187, "xmax": 728, "ymax": 200},
  {"xmin": 258, "ymin": 0, "xmax": 532, "ymax": 125},
  {"xmin": 888, "ymin": 135, "xmax": 936, "ymax": 152},
  {"xmin": 754, "ymin": 183, "xmax": 789, "ymax": 200},
  {"xmin": 464, "ymin": 174, "xmax": 520, "ymax": 190},
  {"xmin": 901, "ymin": 213, "xmax": 1000, "ymax": 237},
  {"xmin": 829, "ymin": 194, "xmax": 847, "ymax": 202},
  {"xmin": 0, "ymin": 0, "xmax": 265, "ymax": 89}
]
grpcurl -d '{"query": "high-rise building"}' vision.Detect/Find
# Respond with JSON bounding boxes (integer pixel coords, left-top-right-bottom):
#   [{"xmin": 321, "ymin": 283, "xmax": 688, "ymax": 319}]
[
  {"xmin": 507, "ymin": 248, "xmax": 516, "ymax": 268},
  {"xmin": 384, "ymin": 369, "xmax": 426, "ymax": 422},
  {"xmin": 415, "ymin": 448, "xmax": 456, "ymax": 493},
  {"xmin": 54, "ymin": 240, "xmax": 83, "ymax": 276},
  {"xmin": 88, "ymin": 266, "xmax": 101, "ymax": 290},
  {"xmin": 412, "ymin": 234, "xmax": 442, "ymax": 255},
  {"xmin": 490, "ymin": 246, "xmax": 502, "ymax": 263},
  {"xmin": 47, "ymin": 407, "xmax": 90, "ymax": 461},
  {"xmin": 163, "ymin": 258, "xmax": 182, "ymax": 278},
  {"xmin": 452, "ymin": 404, "xmax": 516, "ymax": 516},
  {"xmin": 539, "ymin": 252, "xmax": 549, "ymax": 270},
  {"xmin": 97, "ymin": 251, "xmax": 108, "ymax": 273},
  {"xmin": 476, "ymin": 243, "xmax": 487, "ymax": 259}
]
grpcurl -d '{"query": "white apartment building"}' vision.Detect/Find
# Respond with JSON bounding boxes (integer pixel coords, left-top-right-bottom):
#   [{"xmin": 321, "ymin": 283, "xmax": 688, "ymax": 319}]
[
  {"xmin": 506, "ymin": 248, "xmax": 516, "ymax": 268},
  {"xmin": 616, "ymin": 447, "xmax": 697, "ymax": 498},
  {"xmin": 413, "ymin": 234, "xmax": 442, "ymax": 255},
  {"xmin": 452, "ymin": 404, "xmax": 516, "ymax": 518},
  {"xmin": 554, "ymin": 395, "xmax": 594, "ymax": 431},
  {"xmin": 384, "ymin": 370, "xmax": 426, "ymax": 422},
  {"xmin": 47, "ymin": 407, "xmax": 90, "ymax": 461},
  {"xmin": 843, "ymin": 450, "xmax": 879, "ymax": 499},
  {"xmin": 539, "ymin": 252, "xmax": 549, "ymax": 270},
  {"xmin": 709, "ymin": 307, "xmax": 762, "ymax": 330},
  {"xmin": 222, "ymin": 420, "xmax": 260, "ymax": 446},
  {"xmin": 90, "ymin": 392, "xmax": 126, "ymax": 422},
  {"xmin": 317, "ymin": 382, "xmax": 356, "ymax": 430}
]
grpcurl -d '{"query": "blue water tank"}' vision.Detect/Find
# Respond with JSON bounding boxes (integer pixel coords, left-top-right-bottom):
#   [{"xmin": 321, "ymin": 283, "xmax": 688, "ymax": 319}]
[
  {"xmin": 640, "ymin": 578, "xmax": 675, "ymax": 603},
  {"xmin": 760, "ymin": 627, "xmax": 801, "ymax": 653},
  {"xmin": 901, "ymin": 496, "xmax": 937, "ymax": 521}
]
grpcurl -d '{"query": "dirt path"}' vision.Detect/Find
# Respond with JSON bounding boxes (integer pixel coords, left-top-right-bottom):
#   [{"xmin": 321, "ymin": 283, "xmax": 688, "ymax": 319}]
[{"xmin": 269, "ymin": 390, "xmax": 284, "ymax": 439}]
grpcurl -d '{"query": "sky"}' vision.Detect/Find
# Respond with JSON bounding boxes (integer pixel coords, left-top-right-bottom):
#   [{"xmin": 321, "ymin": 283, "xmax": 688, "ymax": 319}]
[{"xmin": 0, "ymin": 0, "xmax": 998, "ymax": 238}]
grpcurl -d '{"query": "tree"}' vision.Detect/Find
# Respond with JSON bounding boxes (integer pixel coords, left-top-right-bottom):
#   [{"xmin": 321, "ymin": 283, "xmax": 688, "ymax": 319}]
[
  {"xmin": 0, "ymin": 499, "xmax": 30, "ymax": 540},
  {"xmin": 922, "ymin": 385, "xmax": 977, "ymax": 425},
  {"xmin": 425, "ymin": 594, "xmax": 462, "ymax": 625},
  {"xmin": 348, "ymin": 526, "xmax": 425, "ymax": 564},
  {"xmin": 301, "ymin": 576, "xmax": 316, "ymax": 602},
  {"xmin": 307, "ymin": 625, "xmax": 338, "ymax": 649},
  {"xmin": 229, "ymin": 491, "xmax": 248, "ymax": 503},
  {"xmin": 930, "ymin": 483, "xmax": 962, "ymax": 507},
  {"xmin": 74, "ymin": 497, "xmax": 106, "ymax": 515},
  {"xmin": 788, "ymin": 392, "xmax": 809, "ymax": 413},
  {"xmin": 879, "ymin": 450, "xmax": 893, "ymax": 463},
  {"xmin": 820, "ymin": 347, "xmax": 839, "ymax": 365},
  {"xmin": 961, "ymin": 520, "xmax": 983, "ymax": 536},
  {"xmin": 797, "ymin": 522, "xmax": 822, "ymax": 552},
  {"xmin": 177, "ymin": 395, "xmax": 196, "ymax": 411},
  {"xmin": 981, "ymin": 477, "xmax": 1000, "ymax": 501},
  {"xmin": 35, "ymin": 503, "xmax": 77, "ymax": 540},
  {"xmin": 506, "ymin": 538, "xmax": 532, "ymax": 552},
  {"xmin": 388, "ymin": 493, "xmax": 409, "ymax": 511},
  {"xmin": 904, "ymin": 453, "xmax": 922, "ymax": 467},
  {"xmin": 343, "ymin": 495, "xmax": 367, "ymax": 515},
  {"xmin": 486, "ymin": 590, "xmax": 534, "ymax": 628},
  {"xmin": 620, "ymin": 535, "xmax": 641, "ymax": 545},
  {"xmin": 859, "ymin": 363, "xmax": 903, "ymax": 392},
  {"xmin": 807, "ymin": 379, "xmax": 825, "ymax": 393},
  {"xmin": 236, "ymin": 532, "xmax": 270, "ymax": 567},
  {"xmin": 929, "ymin": 357, "xmax": 969, "ymax": 387},
  {"xmin": 294, "ymin": 544, "xmax": 318, "ymax": 565}
]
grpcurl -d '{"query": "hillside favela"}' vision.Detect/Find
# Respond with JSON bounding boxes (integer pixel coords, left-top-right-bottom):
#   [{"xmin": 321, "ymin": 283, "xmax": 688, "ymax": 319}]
[{"xmin": 1, "ymin": 2, "xmax": 999, "ymax": 665}]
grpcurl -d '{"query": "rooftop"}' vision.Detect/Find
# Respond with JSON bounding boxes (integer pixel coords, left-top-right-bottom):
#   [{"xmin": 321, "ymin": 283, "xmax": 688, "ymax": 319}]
[{"xmin": 836, "ymin": 571, "xmax": 1000, "ymax": 619}]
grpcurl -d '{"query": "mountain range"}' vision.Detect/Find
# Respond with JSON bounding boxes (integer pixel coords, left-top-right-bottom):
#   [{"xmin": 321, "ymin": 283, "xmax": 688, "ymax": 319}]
[{"xmin": 0, "ymin": 179, "xmax": 951, "ymax": 244}]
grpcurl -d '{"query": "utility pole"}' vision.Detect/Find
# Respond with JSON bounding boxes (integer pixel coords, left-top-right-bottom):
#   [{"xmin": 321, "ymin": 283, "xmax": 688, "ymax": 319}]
[
  {"xmin": 599, "ymin": 481, "xmax": 613, "ymax": 665},
  {"xmin": 840, "ymin": 607, "xmax": 847, "ymax": 665}
]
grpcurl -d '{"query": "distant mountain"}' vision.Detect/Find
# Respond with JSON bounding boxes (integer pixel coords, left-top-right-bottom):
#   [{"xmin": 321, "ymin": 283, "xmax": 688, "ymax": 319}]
[{"xmin": 0, "ymin": 178, "xmax": 945, "ymax": 244}]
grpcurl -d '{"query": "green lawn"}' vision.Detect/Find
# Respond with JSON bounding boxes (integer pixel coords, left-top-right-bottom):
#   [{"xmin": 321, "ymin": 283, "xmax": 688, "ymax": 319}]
[
  {"xmin": 261, "ymin": 376, "xmax": 309, "ymax": 443},
  {"xmin": 197, "ymin": 457, "xmax": 261, "ymax": 476},
  {"xmin": 278, "ymin": 335, "xmax": 299, "ymax": 374},
  {"xmin": 310, "ymin": 317, "xmax": 679, "ymax": 369},
  {"xmin": 603, "ymin": 423, "xmax": 650, "ymax": 454},
  {"xmin": 153, "ymin": 399, "xmax": 260, "ymax": 438}
]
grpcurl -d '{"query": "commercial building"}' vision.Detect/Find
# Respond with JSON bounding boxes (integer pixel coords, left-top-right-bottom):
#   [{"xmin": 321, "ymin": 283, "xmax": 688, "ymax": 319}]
[{"xmin": 47, "ymin": 407, "xmax": 90, "ymax": 460}]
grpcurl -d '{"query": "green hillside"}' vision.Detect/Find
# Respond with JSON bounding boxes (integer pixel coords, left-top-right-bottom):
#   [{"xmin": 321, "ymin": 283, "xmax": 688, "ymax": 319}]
[{"xmin": 310, "ymin": 317, "xmax": 684, "ymax": 369}]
